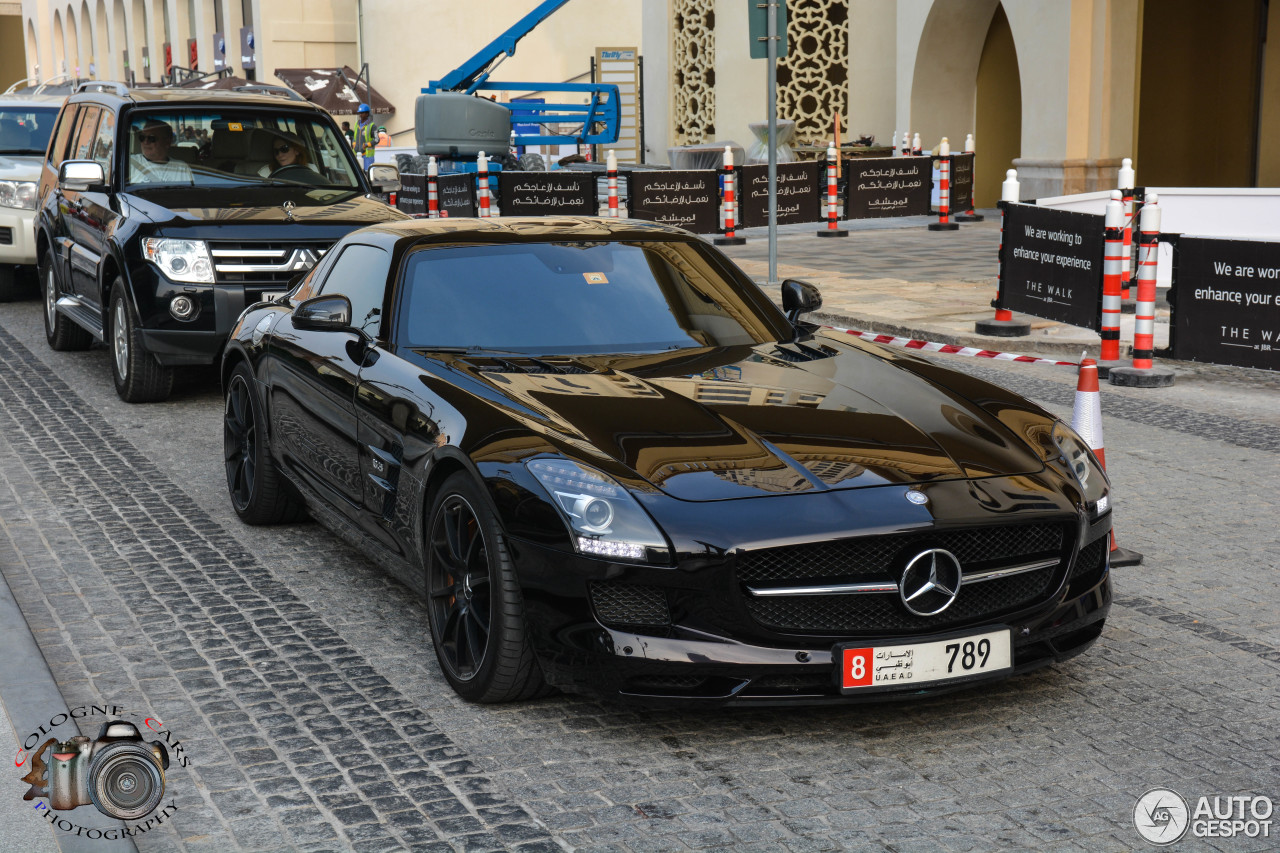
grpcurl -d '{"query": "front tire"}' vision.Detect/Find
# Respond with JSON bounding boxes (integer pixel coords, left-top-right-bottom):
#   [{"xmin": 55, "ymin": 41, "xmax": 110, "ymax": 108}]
[
  {"xmin": 41, "ymin": 250, "xmax": 92, "ymax": 351},
  {"xmin": 425, "ymin": 472, "xmax": 549, "ymax": 703},
  {"xmin": 109, "ymin": 285, "xmax": 173, "ymax": 403},
  {"xmin": 223, "ymin": 362, "xmax": 305, "ymax": 525}
]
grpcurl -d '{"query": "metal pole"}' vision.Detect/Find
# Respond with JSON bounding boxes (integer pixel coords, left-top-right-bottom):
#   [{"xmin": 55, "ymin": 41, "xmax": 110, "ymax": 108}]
[{"xmin": 767, "ymin": 0, "xmax": 778, "ymax": 287}]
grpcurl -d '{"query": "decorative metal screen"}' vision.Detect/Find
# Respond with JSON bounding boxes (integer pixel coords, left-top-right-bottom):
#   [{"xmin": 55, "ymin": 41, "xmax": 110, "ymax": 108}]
[
  {"xmin": 672, "ymin": 0, "xmax": 715, "ymax": 144},
  {"xmin": 776, "ymin": 0, "xmax": 849, "ymax": 146}
]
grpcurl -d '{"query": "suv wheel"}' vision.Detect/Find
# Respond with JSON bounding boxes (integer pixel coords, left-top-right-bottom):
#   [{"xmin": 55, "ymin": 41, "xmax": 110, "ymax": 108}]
[
  {"xmin": 42, "ymin": 250, "xmax": 92, "ymax": 351},
  {"xmin": 109, "ymin": 285, "xmax": 174, "ymax": 403}
]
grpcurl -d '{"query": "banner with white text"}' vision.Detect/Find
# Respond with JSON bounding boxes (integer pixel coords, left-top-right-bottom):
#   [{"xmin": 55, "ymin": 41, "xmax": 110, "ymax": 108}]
[
  {"xmin": 1172, "ymin": 237, "xmax": 1280, "ymax": 370},
  {"xmin": 626, "ymin": 171, "xmax": 721, "ymax": 233},
  {"xmin": 999, "ymin": 202, "xmax": 1103, "ymax": 330},
  {"xmin": 844, "ymin": 156, "xmax": 932, "ymax": 219}
]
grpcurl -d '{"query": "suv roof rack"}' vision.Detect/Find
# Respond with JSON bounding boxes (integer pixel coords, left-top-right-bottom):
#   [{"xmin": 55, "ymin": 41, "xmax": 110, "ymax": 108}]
[
  {"xmin": 231, "ymin": 84, "xmax": 307, "ymax": 102},
  {"xmin": 75, "ymin": 81, "xmax": 131, "ymax": 97}
]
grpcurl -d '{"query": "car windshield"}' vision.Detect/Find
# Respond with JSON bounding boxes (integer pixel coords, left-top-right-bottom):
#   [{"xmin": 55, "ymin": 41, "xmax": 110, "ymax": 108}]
[
  {"xmin": 124, "ymin": 110, "xmax": 361, "ymax": 189},
  {"xmin": 401, "ymin": 240, "xmax": 786, "ymax": 354},
  {"xmin": 0, "ymin": 106, "xmax": 59, "ymax": 155}
]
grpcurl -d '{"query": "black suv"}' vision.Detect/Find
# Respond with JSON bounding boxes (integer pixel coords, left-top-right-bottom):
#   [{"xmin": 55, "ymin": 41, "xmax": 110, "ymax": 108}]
[{"xmin": 36, "ymin": 82, "xmax": 406, "ymax": 402}]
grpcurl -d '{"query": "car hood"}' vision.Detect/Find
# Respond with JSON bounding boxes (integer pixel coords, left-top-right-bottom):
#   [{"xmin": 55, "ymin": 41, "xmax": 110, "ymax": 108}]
[
  {"xmin": 442, "ymin": 340, "xmax": 1048, "ymax": 501},
  {"xmin": 122, "ymin": 188, "xmax": 406, "ymax": 227},
  {"xmin": 0, "ymin": 154, "xmax": 41, "ymax": 180}
]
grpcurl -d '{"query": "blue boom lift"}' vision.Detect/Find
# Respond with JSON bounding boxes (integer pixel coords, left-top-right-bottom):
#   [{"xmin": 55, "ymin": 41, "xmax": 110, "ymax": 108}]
[{"xmin": 415, "ymin": 0, "xmax": 620, "ymax": 162}]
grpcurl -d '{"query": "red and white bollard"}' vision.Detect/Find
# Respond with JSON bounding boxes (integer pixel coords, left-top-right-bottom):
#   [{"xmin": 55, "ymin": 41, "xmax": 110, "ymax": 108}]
[
  {"xmin": 714, "ymin": 146, "xmax": 746, "ymax": 245},
  {"xmin": 1099, "ymin": 192, "xmax": 1125, "ymax": 369},
  {"xmin": 1118, "ymin": 157, "xmax": 1135, "ymax": 301},
  {"xmin": 911, "ymin": 132, "xmax": 922, "ymax": 157},
  {"xmin": 955, "ymin": 133, "xmax": 984, "ymax": 222},
  {"xmin": 891, "ymin": 129, "xmax": 898, "ymax": 156},
  {"xmin": 427, "ymin": 156, "xmax": 439, "ymax": 218},
  {"xmin": 901, "ymin": 131, "xmax": 910, "ymax": 157},
  {"xmin": 477, "ymin": 150, "xmax": 491, "ymax": 218},
  {"xmin": 929, "ymin": 137, "xmax": 959, "ymax": 231},
  {"xmin": 606, "ymin": 149, "xmax": 619, "ymax": 218},
  {"xmin": 975, "ymin": 169, "xmax": 1031, "ymax": 336},
  {"xmin": 816, "ymin": 143, "xmax": 848, "ymax": 238},
  {"xmin": 1109, "ymin": 194, "xmax": 1175, "ymax": 387}
]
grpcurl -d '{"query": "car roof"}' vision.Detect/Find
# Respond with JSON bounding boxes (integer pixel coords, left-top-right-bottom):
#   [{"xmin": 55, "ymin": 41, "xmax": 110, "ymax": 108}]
[
  {"xmin": 358, "ymin": 216, "xmax": 705, "ymax": 248},
  {"xmin": 64, "ymin": 84, "xmax": 325, "ymax": 113},
  {"xmin": 0, "ymin": 93, "xmax": 66, "ymax": 108}
]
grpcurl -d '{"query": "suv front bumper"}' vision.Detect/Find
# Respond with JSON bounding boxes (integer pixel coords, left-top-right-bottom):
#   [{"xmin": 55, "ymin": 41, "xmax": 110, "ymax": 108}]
[{"xmin": 0, "ymin": 207, "xmax": 37, "ymax": 266}]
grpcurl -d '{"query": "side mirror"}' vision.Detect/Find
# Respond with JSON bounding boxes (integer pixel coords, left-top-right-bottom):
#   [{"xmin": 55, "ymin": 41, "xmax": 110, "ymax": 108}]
[
  {"xmin": 58, "ymin": 160, "xmax": 106, "ymax": 192},
  {"xmin": 294, "ymin": 294, "xmax": 352, "ymax": 331},
  {"xmin": 781, "ymin": 279, "xmax": 822, "ymax": 323},
  {"xmin": 368, "ymin": 163, "xmax": 401, "ymax": 193}
]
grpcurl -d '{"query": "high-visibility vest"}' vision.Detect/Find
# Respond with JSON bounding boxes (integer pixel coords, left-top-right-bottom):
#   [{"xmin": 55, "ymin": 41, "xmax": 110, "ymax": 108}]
[{"xmin": 358, "ymin": 120, "xmax": 377, "ymax": 157}]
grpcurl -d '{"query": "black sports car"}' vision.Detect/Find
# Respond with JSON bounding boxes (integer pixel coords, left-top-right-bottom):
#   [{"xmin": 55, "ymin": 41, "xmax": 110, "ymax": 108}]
[{"xmin": 222, "ymin": 217, "xmax": 1111, "ymax": 706}]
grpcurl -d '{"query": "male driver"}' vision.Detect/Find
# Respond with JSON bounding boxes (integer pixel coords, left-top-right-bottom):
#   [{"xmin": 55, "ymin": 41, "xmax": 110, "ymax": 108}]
[
  {"xmin": 356, "ymin": 103, "xmax": 378, "ymax": 169},
  {"xmin": 129, "ymin": 119, "xmax": 193, "ymax": 183}
]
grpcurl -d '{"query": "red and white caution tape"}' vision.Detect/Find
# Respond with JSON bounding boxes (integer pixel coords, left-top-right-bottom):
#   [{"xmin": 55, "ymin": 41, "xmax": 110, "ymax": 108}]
[{"xmin": 828, "ymin": 327, "xmax": 1079, "ymax": 367}]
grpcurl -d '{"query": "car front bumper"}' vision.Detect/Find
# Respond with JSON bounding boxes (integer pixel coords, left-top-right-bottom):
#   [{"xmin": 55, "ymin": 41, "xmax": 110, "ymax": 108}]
[{"xmin": 0, "ymin": 207, "xmax": 37, "ymax": 267}]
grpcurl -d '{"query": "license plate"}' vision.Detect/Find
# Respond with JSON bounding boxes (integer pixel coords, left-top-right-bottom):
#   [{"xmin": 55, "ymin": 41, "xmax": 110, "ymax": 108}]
[{"xmin": 837, "ymin": 629, "xmax": 1012, "ymax": 692}]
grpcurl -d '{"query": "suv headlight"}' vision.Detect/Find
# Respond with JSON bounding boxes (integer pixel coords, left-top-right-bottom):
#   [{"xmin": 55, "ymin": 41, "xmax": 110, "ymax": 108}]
[
  {"xmin": 0, "ymin": 180, "xmax": 37, "ymax": 210},
  {"xmin": 1051, "ymin": 421, "xmax": 1110, "ymax": 517},
  {"xmin": 526, "ymin": 458, "xmax": 669, "ymax": 563},
  {"xmin": 142, "ymin": 238, "xmax": 214, "ymax": 284}
]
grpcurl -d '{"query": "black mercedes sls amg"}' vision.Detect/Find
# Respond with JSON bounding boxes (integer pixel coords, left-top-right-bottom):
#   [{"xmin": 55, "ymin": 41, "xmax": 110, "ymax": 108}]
[{"xmin": 221, "ymin": 217, "xmax": 1111, "ymax": 706}]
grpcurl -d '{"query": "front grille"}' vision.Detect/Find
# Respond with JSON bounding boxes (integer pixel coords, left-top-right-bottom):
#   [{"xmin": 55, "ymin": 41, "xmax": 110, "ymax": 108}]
[
  {"xmin": 1070, "ymin": 536, "xmax": 1108, "ymax": 581},
  {"xmin": 590, "ymin": 582, "xmax": 671, "ymax": 629},
  {"xmin": 0, "ymin": 226, "xmax": 12, "ymax": 245},
  {"xmin": 738, "ymin": 523, "xmax": 1065, "ymax": 585},
  {"xmin": 745, "ymin": 566, "xmax": 1057, "ymax": 633},
  {"xmin": 208, "ymin": 241, "xmax": 332, "ymax": 286}
]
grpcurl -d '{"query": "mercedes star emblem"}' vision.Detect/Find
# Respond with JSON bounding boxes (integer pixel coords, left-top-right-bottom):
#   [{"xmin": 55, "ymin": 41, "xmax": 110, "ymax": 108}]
[{"xmin": 899, "ymin": 548, "xmax": 963, "ymax": 616}]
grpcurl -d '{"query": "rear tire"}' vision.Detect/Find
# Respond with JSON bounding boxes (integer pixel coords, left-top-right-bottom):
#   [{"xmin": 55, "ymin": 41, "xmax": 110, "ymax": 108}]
[
  {"xmin": 425, "ymin": 472, "xmax": 550, "ymax": 703},
  {"xmin": 41, "ymin": 250, "xmax": 92, "ymax": 351},
  {"xmin": 109, "ymin": 285, "xmax": 173, "ymax": 403},
  {"xmin": 223, "ymin": 362, "xmax": 305, "ymax": 525}
]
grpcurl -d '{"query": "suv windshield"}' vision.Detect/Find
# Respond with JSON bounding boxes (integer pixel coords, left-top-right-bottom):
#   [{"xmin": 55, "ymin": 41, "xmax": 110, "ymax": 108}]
[
  {"xmin": 401, "ymin": 241, "xmax": 784, "ymax": 354},
  {"xmin": 125, "ymin": 110, "xmax": 361, "ymax": 189},
  {"xmin": 0, "ymin": 106, "xmax": 59, "ymax": 155}
]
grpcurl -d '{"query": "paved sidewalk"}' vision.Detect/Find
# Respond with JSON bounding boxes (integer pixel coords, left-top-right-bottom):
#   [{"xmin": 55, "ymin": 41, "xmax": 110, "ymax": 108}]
[{"xmin": 716, "ymin": 213, "xmax": 1169, "ymax": 357}]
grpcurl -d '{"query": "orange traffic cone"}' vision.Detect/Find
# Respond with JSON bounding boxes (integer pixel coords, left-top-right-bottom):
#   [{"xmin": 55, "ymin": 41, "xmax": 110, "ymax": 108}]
[{"xmin": 1072, "ymin": 358, "xmax": 1142, "ymax": 567}]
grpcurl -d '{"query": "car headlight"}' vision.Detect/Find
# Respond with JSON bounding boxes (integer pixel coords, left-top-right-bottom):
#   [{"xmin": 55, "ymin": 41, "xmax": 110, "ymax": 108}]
[
  {"xmin": 142, "ymin": 237, "xmax": 214, "ymax": 284},
  {"xmin": 1051, "ymin": 421, "xmax": 1110, "ymax": 517},
  {"xmin": 526, "ymin": 458, "xmax": 669, "ymax": 562},
  {"xmin": 0, "ymin": 180, "xmax": 37, "ymax": 210}
]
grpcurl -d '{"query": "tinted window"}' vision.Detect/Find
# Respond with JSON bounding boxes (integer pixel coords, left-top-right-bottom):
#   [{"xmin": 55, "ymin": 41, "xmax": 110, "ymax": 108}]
[
  {"xmin": 0, "ymin": 106, "xmax": 61, "ymax": 156},
  {"xmin": 70, "ymin": 106, "xmax": 101, "ymax": 161},
  {"xmin": 400, "ymin": 241, "xmax": 782, "ymax": 354},
  {"xmin": 318, "ymin": 244, "xmax": 390, "ymax": 336},
  {"xmin": 47, "ymin": 106, "xmax": 78, "ymax": 167},
  {"xmin": 92, "ymin": 112, "xmax": 115, "ymax": 181}
]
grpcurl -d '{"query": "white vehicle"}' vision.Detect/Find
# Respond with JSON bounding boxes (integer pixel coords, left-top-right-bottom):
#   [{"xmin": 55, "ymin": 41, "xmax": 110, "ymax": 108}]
[{"xmin": 1, "ymin": 93, "xmax": 64, "ymax": 300}]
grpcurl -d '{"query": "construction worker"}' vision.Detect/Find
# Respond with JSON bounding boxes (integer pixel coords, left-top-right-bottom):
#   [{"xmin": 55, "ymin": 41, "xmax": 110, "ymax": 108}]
[{"xmin": 356, "ymin": 103, "xmax": 378, "ymax": 169}]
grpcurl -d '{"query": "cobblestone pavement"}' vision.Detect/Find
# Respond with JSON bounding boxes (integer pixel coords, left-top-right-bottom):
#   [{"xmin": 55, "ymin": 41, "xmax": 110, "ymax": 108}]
[{"xmin": 0, "ymin": 295, "xmax": 1278, "ymax": 853}]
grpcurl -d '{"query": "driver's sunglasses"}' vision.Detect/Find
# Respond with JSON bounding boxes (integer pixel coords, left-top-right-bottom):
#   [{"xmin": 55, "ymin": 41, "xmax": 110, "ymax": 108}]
[
  {"xmin": 138, "ymin": 134, "xmax": 163, "ymax": 143},
  {"xmin": 273, "ymin": 144, "xmax": 291, "ymax": 155}
]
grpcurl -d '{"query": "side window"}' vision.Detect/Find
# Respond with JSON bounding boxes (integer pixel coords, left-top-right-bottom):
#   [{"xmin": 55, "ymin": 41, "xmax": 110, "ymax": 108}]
[
  {"xmin": 70, "ymin": 107, "xmax": 101, "ymax": 162},
  {"xmin": 48, "ymin": 106, "xmax": 78, "ymax": 168},
  {"xmin": 92, "ymin": 112, "xmax": 116, "ymax": 182},
  {"xmin": 317, "ymin": 244, "xmax": 391, "ymax": 336}
]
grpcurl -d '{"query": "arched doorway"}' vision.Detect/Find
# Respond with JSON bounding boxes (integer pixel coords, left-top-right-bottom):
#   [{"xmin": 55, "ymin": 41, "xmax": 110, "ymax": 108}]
[
  {"xmin": 974, "ymin": 4, "xmax": 1021, "ymax": 207},
  {"xmin": 54, "ymin": 11, "xmax": 66, "ymax": 76},
  {"xmin": 27, "ymin": 18, "xmax": 39, "ymax": 81}
]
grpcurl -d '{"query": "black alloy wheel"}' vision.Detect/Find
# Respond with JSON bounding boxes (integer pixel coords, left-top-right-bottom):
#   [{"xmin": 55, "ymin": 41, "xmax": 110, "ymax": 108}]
[
  {"xmin": 425, "ymin": 472, "xmax": 550, "ymax": 703},
  {"xmin": 223, "ymin": 363, "xmax": 304, "ymax": 525},
  {"xmin": 41, "ymin": 249, "xmax": 91, "ymax": 350}
]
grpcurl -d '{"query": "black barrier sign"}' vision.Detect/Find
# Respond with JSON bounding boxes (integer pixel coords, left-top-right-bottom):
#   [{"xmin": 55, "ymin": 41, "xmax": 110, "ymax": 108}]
[
  {"xmin": 844, "ymin": 156, "xmax": 932, "ymax": 219},
  {"xmin": 498, "ymin": 172, "xmax": 596, "ymax": 216},
  {"xmin": 397, "ymin": 173, "xmax": 426, "ymax": 216},
  {"xmin": 437, "ymin": 173, "xmax": 476, "ymax": 218},
  {"xmin": 1000, "ymin": 203, "xmax": 1103, "ymax": 330},
  {"xmin": 1172, "ymin": 237, "xmax": 1280, "ymax": 371},
  {"xmin": 738, "ymin": 161, "xmax": 823, "ymax": 227},
  {"xmin": 949, "ymin": 152, "xmax": 974, "ymax": 214},
  {"xmin": 626, "ymin": 170, "xmax": 720, "ymax": 233}
]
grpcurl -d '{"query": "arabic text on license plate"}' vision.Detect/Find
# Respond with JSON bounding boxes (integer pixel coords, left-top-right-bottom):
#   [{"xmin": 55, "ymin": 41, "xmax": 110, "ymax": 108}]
[{"xmin": 839, "ymin": 629, "xmax": 1011, "ymax": 691}]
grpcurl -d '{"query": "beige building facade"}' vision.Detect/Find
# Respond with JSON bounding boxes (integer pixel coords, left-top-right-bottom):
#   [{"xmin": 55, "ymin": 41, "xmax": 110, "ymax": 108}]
[{"xmin": 10, "ymin": 1, "xmax": 1278, "ymax": 204}]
